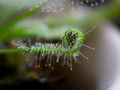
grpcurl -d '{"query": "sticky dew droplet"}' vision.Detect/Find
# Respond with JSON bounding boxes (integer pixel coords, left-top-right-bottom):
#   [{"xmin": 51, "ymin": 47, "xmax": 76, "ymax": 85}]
[
  {"xmin": 91, "ymin": 4, "xmax": 94, "ymax": 7},
  {"xmin": 30, "ymin": 8, "xmax": 33, "ymax": 11},
  {"xmin": 45, "ymin": 64, "xmax": 48, "ymax": 67},
  {"xmin": 38, "ymin": 65, "xmax": 40, "ymax": 68}
]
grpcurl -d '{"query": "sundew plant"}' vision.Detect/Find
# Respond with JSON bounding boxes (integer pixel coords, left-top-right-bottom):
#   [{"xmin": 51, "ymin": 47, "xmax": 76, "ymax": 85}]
[{"xmin": 0, "ymin": 0, "xmax": 120, "ymax": 89}]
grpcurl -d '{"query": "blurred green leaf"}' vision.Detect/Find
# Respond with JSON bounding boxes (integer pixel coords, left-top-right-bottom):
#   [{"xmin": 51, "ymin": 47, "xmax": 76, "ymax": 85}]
[
  {"xmin": 0, "ymin": 0, "xmax": 50, "ymax": 25},
  {"xmin": 0, "ymin": 0, "xmax": 52, "ymax": 37}
]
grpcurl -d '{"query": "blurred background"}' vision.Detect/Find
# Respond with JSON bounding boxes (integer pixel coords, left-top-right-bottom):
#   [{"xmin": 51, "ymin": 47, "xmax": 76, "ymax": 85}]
[{"xmin": 0, "ymin": 0, "xmax": 120, "ymax": 90}]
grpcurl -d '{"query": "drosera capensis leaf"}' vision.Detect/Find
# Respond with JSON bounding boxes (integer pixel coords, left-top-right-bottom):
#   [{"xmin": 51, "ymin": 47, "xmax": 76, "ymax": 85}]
[{"xmin": 0, "ymin": 28, "xmax": 95, "ymax": 70}]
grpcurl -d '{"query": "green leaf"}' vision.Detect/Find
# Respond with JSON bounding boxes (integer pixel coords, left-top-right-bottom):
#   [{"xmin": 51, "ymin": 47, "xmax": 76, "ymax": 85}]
[{"xmin": 0, "ymin": 0, "xmax": 52, "ymax": 35}]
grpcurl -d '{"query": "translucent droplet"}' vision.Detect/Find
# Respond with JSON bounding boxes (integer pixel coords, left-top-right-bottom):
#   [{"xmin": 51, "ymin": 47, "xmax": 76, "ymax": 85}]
[
  {"xmin": 86, "ymin": 0, "xmax": 89, "ymax": 3},
  {"xmin": 68, "ymin": 4, "xmax": 71, "ymax": 7},
  {"xmin": 47, "ymin": 9, "xmax": 50, "ymax": 12},
  {"xmin": 71, "ymin": 7, "xmax": 74, "ymax": 10},
  {"xmin": 61, "ymin": 8, "xmax": 64, "ymax": 10},
  {"xmin": 26, "ymin": 49, "xmax": 28, "ymax": 51},
  {"xmin": 53, "ymin": 10, "xmax": 56, "ymax": 12},
  {"xmin": 30, "ymin": 8, "xmax": 33, "ymax": 11},
  {"xmin": 51, "ymin": 67, "xmax": 54, "ymax": 70},
  {"xmin": 42, "ymin": 7, "xmax": 44, "ymax": 9},
  {"xmin": 56, "ymin": 60, "xmax": 59, "ymax": 63},
  {"xmin": 35, "ymin": 65, "xmax": 37, "ymax": 68},
  {"xmin": 38, "ymin": 65, "xmax": 40, "ymax": 68},
  {"xmin": 36, "ymin": 5, "xmax": 39, "ymax": 7},
  {"xmin": 52, "ymin": 52, "xmax": 54, "ymax": 55},
  {"xmin": 24, "ymin": 42, "xmax": 27, "ymax": 45},
  {"xmin": 76, "ymin": 4, "xmax": 79, "ymax": 7},
  {"xmin": 48, "ymin": 64, "xmax": 51, "ymax": 67},
  {"xmin": 95, "ymin": 2, "xmax": 98, "ymax": 6},
  {"xmin": 91, "ymin": 4, "xmax": 94, "ymax": 7},
  {"xmin": 71, "ymin": 1, "xmax": 74, "ymax": 5},
  {"xmin": 59, "ymin": 8, "xmax": 64, "ymax": 11},
  {"xmin": 93, "ymin": 48, "xmax": 95, "ymax": 50},
  {"xmin": 42, "ymin": 9, "xmax": 44, "ymax": 12},
  {"xmin": 101, "ymin": 0, "xmax": 104, "ymax": 3},
  {"xmin": 81, "ymin": 2, "xmax": 84, "ymax": 4}
]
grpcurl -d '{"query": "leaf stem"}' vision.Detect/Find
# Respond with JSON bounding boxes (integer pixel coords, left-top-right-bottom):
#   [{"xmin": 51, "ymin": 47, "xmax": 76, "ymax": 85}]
[{"xmin": 0, "ymin": 49, "xmax": 26, "ymax": 53}]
